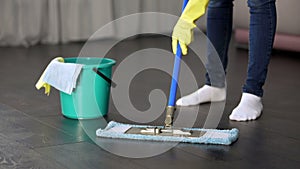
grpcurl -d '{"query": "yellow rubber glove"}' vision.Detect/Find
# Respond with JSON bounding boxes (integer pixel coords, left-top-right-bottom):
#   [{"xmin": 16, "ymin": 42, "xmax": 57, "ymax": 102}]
[
  {"xmin": 172, "ymin": 0, "xmax": 209, "ymax": 55},
  {"xmin": 35, "ymin": 57, "xmax": 64, "ymax": 96}
]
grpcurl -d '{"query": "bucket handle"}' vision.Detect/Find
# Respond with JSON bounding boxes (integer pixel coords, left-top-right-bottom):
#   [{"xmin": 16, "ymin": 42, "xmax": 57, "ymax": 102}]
[{"xmin": 93, "ymin": 68, "xmax": 116, "ymax": 88}]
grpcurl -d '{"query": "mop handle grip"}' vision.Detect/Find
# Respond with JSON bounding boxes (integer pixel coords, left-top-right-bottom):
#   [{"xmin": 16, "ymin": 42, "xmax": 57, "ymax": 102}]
[{"xmin": 167, "ymin": 0, "xmax": 189, "ymax": 107}]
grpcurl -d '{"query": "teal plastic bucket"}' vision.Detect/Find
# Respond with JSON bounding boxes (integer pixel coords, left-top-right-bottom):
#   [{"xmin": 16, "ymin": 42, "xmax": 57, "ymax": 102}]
[{"xmin": 59, "ymin": 57, "xmax": 116, "ymax": 119}]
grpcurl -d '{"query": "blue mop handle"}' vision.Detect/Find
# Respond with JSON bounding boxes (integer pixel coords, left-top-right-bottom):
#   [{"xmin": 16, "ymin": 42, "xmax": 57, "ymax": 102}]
[{"xmin": 168, "ymin": 0, "xmax": 189, "ymax": 107}]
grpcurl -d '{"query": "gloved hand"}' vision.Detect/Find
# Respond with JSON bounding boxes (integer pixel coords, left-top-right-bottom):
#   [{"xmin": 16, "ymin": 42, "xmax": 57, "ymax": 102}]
[
  {"xmin": 172, "ymin": 0, "xmax": 210, "ymax": 55},
  {"xmin": 172, "ymin": 19, "xmax": 196, "ymax": 55}
]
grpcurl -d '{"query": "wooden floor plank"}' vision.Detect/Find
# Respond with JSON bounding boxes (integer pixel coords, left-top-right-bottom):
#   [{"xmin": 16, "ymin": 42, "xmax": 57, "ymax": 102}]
[
  {"xmin": 0, "ymin": 36, "xmax": 300, "ymax": 168},
  {"xmin": 35, "ymin": 142, "xmax": 148, "ymax": 169},
  {"xmin": 0, "ymin": 134, "xmax": 65, "ymax": 169}
]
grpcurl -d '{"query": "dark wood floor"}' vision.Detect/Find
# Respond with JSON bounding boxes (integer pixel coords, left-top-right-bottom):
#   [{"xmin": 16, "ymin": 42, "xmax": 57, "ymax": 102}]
[{"xmin": 0, "ymin": 36, "xmax": 299, "ymax": 169}]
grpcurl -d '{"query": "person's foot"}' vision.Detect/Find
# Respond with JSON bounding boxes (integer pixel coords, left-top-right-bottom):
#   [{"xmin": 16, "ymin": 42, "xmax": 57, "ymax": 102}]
[
  {"xmin": 176, "ymin": 85, "xmax": 226, "ymax": 106},
  {"xmin": 229, "ymin": 93, "xmax": 263, "ymax": 121}
]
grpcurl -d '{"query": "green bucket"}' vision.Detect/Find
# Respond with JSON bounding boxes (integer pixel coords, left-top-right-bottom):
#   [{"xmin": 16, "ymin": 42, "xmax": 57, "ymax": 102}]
[{"xmin": 59, "ymin": 57, "xmax": 116, "ymax": 119}]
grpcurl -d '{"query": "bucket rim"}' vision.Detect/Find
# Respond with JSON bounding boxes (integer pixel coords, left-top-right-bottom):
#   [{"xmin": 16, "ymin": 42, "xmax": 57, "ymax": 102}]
[{"xmin": 64, "ymin": 57, "xmax": 116, "ymax": 69}]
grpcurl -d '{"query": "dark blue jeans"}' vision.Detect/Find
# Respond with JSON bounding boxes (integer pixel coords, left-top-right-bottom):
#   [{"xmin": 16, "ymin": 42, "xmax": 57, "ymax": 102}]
[{"xmin": 205, "ymin": 0, "xmax": 277, "ymax": 97}]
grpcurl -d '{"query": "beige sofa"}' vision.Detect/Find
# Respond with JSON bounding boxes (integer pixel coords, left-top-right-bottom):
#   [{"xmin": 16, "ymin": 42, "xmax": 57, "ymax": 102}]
[{"xmin": 233, "ymin": 0, "xmax": 300, "ymax": 52}]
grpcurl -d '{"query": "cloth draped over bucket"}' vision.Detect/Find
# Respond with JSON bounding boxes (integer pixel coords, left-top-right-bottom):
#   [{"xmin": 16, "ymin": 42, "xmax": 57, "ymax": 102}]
[{"xmin": 35, "ymin": 57, "xmax": 83, "ymax": 95}]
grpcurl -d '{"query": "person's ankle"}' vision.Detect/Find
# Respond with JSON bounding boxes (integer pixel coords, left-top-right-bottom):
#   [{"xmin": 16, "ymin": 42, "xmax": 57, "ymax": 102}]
[
  {"xmin": 176, "ymin": 85, "xmax": 226, "ymax": 106},
  {"xmin": 229, "ymin": 93, "xmax": 263, "ymax": 121},
  {"xmin": 205, "ymin": 85, "xmax": 226, "ymax": 102}
]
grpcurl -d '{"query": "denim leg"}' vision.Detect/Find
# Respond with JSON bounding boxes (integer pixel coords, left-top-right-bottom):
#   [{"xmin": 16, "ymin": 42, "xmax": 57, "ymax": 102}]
[
  {"xmin": 205, "ymin": 0, "xmax": 234, "ymax": 88},
  {"xmin": 243, "ymin": 0, "xmax": 277, "ymax": 97}
]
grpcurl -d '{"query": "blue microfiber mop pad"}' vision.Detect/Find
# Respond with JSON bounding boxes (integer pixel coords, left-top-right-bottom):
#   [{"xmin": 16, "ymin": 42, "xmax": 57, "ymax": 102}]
[{"xmin": 96, "ymin": 121, "xmax": 239, "ymax": 145}]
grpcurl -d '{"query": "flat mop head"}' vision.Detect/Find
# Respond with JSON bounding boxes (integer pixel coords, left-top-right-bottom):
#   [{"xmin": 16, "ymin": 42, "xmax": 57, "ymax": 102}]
[{"xmin": 96, "ymin": 121, "xmax": 239, "ymax": 145}]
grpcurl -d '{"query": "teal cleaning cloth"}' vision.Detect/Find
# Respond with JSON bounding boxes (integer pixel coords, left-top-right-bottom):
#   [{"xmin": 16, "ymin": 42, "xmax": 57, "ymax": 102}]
[{"xmin": 96, "ymin": 121, "xmax": 239, "ymax": 145}]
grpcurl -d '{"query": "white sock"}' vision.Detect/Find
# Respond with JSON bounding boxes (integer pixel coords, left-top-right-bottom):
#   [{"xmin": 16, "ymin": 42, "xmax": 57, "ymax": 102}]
[
  {"xmin": 229, "ymin": 93, "xmax": 263, "ymax": 121},
  {"xmin": 176, "ymin": 85, "xmax": 226, "ymax": 106}
]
